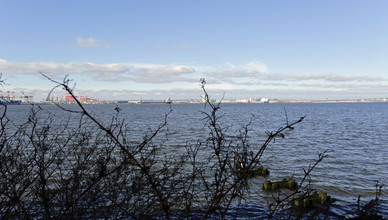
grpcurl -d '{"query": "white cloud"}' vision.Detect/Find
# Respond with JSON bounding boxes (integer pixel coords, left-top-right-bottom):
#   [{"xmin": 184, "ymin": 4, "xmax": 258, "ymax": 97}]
[
  {"xmin": 0, "ymin": 59, "xmax": 198, "ymax": 83},
  {"xmin": 119, "ymin": 63, "xmax": 198, "ymax": 83},
  {"xmin": 289, "ymin": 73, "xmax": 384, "ymax": 82},
  {"xmin": 2, "ymin": 59, "xmax": 386, "ymax": 85},
  {"xmin": 208, "ymin": 70, "xmax": 257, "ymax": 78},
  {"xmin": 132, "ymin": 66, "xmax": 195, "ymax": 77},
  {"xmin": 240, "ymin": 60, "xmax": 269, "ymax": 73},
  {"xmin": 206, "ymin": 60, "xmax": 388, "ymax": 84},
  {"xmin": 0, "ymin": 59, "xmax": 128, "ymax": 78},
  {"xmin": 3, "ymin": 58, "xmax": 388, "ymax": 101},
  {"xmin": 205, "ymin": 60, "xmax": 270, "ymax": 81},
  {"xmin": 76, "ymin": 37, "xmax": 111, "ymax": 48}
]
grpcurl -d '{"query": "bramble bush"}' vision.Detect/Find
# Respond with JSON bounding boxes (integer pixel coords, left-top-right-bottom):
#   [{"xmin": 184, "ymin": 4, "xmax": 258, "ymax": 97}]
[{"xmin": 1, "ymin": 75, "xmax": 384, "ymax": 219}]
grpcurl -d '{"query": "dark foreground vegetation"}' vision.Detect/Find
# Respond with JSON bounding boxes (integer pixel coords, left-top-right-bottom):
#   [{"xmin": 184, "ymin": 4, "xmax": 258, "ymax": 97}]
[{"xmin": 0, "ymin": 75, "xmax": 385, "ymax": 219}]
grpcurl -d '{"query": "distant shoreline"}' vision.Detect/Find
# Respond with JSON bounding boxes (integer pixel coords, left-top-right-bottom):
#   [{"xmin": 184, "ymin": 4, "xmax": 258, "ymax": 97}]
[{"xmin": 18, "ymin": 97, "xmax": 388, "ymax": 105}]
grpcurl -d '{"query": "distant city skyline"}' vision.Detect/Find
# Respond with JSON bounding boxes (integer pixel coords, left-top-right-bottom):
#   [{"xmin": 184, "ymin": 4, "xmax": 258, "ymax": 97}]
[{"xmin": 1, "ymin": 0, "xmax": 388, "ymax": 101}]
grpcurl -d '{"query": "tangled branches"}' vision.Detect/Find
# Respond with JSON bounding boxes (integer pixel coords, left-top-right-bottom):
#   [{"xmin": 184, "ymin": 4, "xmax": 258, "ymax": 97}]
[{"xmin": 0, "ymin": 75, "xmax": 329, "ymax": 219}]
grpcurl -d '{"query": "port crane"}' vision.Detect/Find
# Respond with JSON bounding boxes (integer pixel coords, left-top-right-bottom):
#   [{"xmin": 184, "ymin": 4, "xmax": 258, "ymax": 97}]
[{"xmin": 0, "ymin": 90, "xmax": 35, "ymax": 103}]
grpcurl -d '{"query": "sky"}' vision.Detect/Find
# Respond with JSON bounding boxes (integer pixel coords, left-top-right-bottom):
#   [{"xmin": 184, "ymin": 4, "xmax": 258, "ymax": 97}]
[{"xmin": 1, "ymin": 0, "xmax": 388, "ymax": 101}]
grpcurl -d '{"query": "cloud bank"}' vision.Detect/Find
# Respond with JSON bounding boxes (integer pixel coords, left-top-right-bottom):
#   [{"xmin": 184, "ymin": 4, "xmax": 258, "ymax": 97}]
[
  {"xmin": 2, "ymin": 59, "xmax": 384, "ymax": 84},
  {"xmin": 0, "ymin": 59, "xmax": 127, "ymax": 78},
  {"xmin": 0, "ymin": 59, "xmax": 197, "ymax": 83},
  {"xmin": 1, "ymin": 59, "xmax": 387, "ymax": 100}
]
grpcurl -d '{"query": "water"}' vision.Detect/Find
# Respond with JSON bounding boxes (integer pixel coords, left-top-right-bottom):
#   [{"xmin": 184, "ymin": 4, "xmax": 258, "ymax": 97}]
[{"xmin": 4, "ymin": 102, "xmax": 388, "ymax": 217}]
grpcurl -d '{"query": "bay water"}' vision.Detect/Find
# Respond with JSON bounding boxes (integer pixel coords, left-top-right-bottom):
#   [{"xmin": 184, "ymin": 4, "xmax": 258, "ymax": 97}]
[{"xmin": 6, "ymin": 102, "xmax": 388, "ymax": 217}]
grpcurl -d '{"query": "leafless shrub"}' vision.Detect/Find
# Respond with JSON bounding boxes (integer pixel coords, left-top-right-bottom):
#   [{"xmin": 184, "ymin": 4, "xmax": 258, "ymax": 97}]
[
  {"xmin": 344, "ymin": 181, "xmax": 385, "ymax": 219},
  {"xmin": 0, "ymin": 75, "xmax": 329, "ymax": 219}
]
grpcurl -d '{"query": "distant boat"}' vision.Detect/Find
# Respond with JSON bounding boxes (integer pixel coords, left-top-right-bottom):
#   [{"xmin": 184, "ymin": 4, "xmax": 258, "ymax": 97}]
[
  {"xmin": 140, "ymin": 98, "xmax": 172, "ymax": 104},
  {"xmin": 260, "ymin": 98, "xmax": 269, "ymax": 103}
]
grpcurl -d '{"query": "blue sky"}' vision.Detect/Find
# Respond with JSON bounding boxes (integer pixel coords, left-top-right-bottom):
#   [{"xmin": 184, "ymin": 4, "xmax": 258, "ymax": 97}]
[{"xmin": 1, "ymin": 0, "xmax": 388, "ymax": 101}]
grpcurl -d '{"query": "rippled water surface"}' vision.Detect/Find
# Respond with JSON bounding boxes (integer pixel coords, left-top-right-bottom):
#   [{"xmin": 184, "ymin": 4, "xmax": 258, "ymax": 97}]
[{"xmin": 6, "ymin": 102, "xmax": 388, "ymax": 217}]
